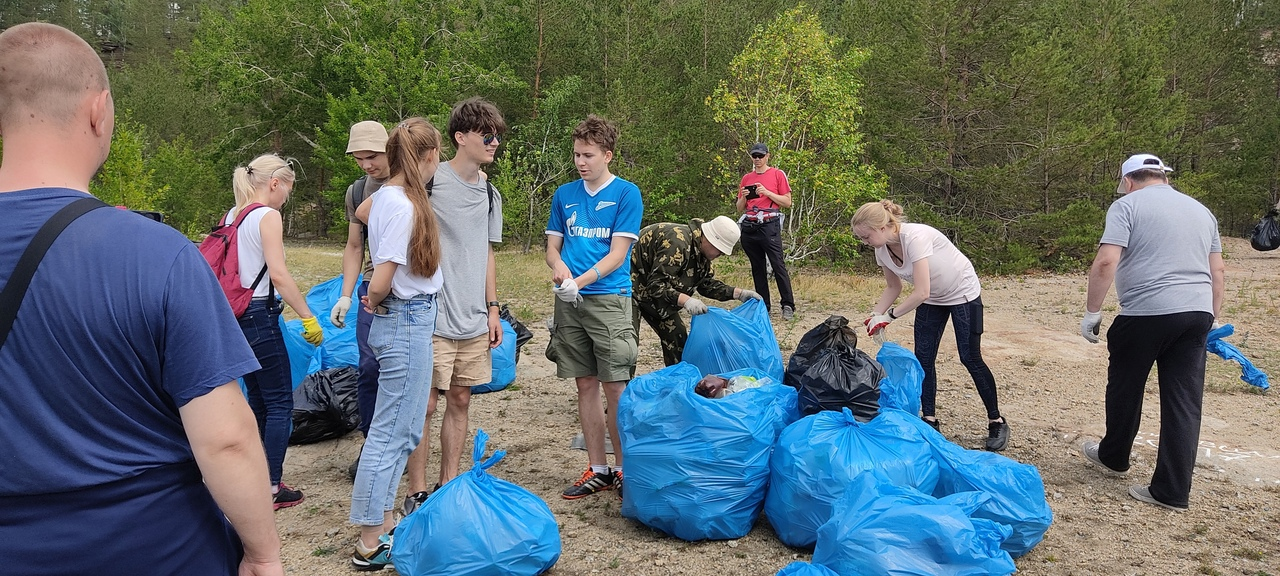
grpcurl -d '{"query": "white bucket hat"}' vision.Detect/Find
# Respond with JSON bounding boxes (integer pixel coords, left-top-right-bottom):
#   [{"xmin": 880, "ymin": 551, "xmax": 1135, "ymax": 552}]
[{"xmin": 701, "ymin": 216, "xmax": 741, "ymax": 255}]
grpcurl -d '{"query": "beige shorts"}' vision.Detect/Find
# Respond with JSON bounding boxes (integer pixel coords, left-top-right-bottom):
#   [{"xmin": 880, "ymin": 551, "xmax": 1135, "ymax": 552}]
[{"xmin": 432, "ymin": 334, "xmax": 493, "ymax": 390}]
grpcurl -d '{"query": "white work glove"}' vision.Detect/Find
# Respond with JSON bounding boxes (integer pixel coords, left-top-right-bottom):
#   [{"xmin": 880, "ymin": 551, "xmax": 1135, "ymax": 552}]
[
  {"xmin": 1081, "ymin": 310, "xmax": 1102, "ymax": 343},
  {"xmin": 683, "ymin": 297, "xmax": 709, "ymax": 315},
  {"xmin": 1210, "ymin": 319, "xmax": 1223, "ymax": 332},
  {"xmin": 864, "ymin": 313, "xmax": 892, "ymax": 336},
  {"xmin": 330, "ymin": 296, "xmax": 352, "ymax": 328},
  {"xmin": 552, "ymin": 278, "xmax": 582, "ymax": 306},
  {"xmin": 737, "ymin": 289, "xmax": 762, "ymax": 302}
]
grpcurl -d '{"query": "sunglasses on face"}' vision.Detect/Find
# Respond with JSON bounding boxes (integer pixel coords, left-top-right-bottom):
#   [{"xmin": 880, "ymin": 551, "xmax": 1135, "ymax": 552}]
[
  {"xmin": 750, "ymin": 153, "xmax": 766, "ymax": 159},
  {"xmin": 482, "ymin": 133, "xmax": 500, "ymax": 146}
]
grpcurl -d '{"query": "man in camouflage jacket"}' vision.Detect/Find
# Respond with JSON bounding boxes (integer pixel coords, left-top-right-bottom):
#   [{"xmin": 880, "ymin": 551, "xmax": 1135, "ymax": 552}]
[{"xmin": 631, "ymin": 216, "xmax": 762, "ymax": 365}]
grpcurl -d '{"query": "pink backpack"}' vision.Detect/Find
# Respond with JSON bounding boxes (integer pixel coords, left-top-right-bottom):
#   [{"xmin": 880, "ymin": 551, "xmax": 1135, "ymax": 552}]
[{"xmin": 199, "ymin": 203, "xmax": 269, "ymax": 317}]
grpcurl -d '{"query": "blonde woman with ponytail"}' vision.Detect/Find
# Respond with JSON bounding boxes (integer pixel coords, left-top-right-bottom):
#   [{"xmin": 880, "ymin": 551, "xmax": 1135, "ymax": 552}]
[
  {"xmin": 851, "ymin": 199, "xmax": 1009, "ymax": 452},
  {"xmin": 347, "ymin": 117, "xmax": 445, "ymax": 570},
  {"xmin": 224, "ymin": 153, "xmax": 322, "ymax": 511}
]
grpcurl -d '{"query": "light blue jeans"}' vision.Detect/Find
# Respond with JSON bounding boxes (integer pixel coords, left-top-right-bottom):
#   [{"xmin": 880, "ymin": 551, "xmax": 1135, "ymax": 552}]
[{"xmin": 349, "ymin": 294, "xmax": 437, "ymax": 526}]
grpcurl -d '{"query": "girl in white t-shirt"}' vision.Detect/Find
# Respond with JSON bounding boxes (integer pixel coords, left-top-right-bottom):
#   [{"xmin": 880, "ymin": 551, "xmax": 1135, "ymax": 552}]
[
  {"xmin": 851, "ymin": 199, "xmax": 1009, "ymax": 452},
  {"xmin": 224, "ymin": 153, "xmax": 323, "ymax": 510},
  {"xmin": 347, "ymin": 117, "xmax": 445, "ymax": 570}
]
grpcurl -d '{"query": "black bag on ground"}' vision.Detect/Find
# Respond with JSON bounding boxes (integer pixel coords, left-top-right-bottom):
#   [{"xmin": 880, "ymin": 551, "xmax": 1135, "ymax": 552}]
[
  {"xmin": 1250, "ymin": 208, "xmax": 1280, "ymax": 251},
  {"xmin": 785, "ymin": 316, "xmax": 883, "ymax": 420},
  {"xmin": 289, "ymin": 366, "xmax": 360, "ymax": 444},
  {"xmin": 499, "ymin": 304, "xmax": 534, "ymax": 363}
]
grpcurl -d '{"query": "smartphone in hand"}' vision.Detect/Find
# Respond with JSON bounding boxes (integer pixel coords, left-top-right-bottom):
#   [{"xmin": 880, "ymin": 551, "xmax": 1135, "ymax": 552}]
[{"xmin": 745, "ymin": 184, "xmax": 759, "ymax": 200}]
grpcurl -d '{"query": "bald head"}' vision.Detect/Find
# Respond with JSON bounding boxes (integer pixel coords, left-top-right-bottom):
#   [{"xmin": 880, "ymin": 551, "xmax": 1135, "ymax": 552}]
[{"xmin": 0, "ymin": 22, "xmax": 110, "ymax": 131}]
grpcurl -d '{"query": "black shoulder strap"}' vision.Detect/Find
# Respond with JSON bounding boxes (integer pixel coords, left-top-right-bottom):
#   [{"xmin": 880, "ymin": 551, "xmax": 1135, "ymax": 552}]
[
  {"xmin": 486, "ymin": 180, "xmax": 496, "ymax": 215},
  {"xmin": 0, "ymin": 197, "xmax": 109, "ymax": 349}
]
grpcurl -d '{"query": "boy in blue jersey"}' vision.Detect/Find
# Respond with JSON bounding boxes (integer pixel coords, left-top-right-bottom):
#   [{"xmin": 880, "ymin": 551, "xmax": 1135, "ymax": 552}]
[{"xmin": 545, "ymin": 114, "xmax": 643, "ymax": 499}]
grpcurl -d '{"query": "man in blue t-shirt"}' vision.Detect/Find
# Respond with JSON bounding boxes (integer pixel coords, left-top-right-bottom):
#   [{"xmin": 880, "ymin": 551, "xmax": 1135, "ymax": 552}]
[
  {"xmin": 0, "ymin": 23, "xmax": 283, "ymax": 575},
  {"xmin": 545, "ymin": 114, "xmax": 643, "ymax": 499}
]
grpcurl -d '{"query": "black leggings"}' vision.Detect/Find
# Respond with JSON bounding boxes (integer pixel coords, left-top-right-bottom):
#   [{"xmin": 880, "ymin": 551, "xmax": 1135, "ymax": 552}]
[{"xmin": 914, "ymin": 297, "xmax": 1001, "ymax": 421}]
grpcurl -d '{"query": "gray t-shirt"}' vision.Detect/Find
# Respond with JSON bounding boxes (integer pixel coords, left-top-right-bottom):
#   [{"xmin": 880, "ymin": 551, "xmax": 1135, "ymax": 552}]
[
  {"xmin": 432, "ymin": 161, "xmax": 503, "ymax": 339},
  {"xmin": 344, "ymin": 175, "xmax": 384, "ymax": 278},
  {"xmin": 1100, "ymin": 183, "xmax": 1220, "ymax": 316}
]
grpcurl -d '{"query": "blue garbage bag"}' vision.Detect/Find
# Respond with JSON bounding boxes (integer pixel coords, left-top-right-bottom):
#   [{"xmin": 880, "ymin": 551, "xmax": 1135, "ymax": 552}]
[
  {"xmin": 684, "ymin": 298, "xmax": 784, "ymax": 383},
  {"xmin": 776, "ymin": 562, "xmax": 839, "ymax": 576},
  {"xmin": 472, "ymin": 319, "xmax": 518, "ymax": 394},
  {"xmin": 764, "ymin": 407, "xmax": 940, "ymax": 548},
  {"xmin": 1207, "ymin": 324, "xmax": 1269, "ymax": 390},
  {"xmin": 391, "ymin": 429, "xmax": 561, "ymax": 576},
  {"xmin": 898, "ymin": 415, "xmax": 1052, "ymax": 557},
  {"xmin": 280, "ymin": 274, "xmax": 362, "ymax": 387},
  {"xmin": 812, "ymin": 471, "xmax": 1016, "ymax": 575},
  {"xmin": 876, "ymin": 342, "xmax": 924, "ymax": 415},
  {"xmin": 618, "ymin": 363, "xmax": 799, "ymax": 540}
]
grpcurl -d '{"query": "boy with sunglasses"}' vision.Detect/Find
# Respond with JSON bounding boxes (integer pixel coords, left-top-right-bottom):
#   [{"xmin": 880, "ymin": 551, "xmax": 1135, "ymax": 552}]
[
  {"xmin": 736, "ymin": 142, "xmax": 795, "ymax": 320},
  {"xmin": 402, "ymin": 97, "xmax": 506, "ymax": 514}
]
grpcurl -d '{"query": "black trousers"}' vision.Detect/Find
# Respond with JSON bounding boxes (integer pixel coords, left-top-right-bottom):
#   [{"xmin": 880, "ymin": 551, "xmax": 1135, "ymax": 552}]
[
  {"xmin": 739, "ymin": 219, "xmax": 794, "ymax": 310},
  {"xmin": 1098, "ymin": 311, "xmax": 1212, "ymax": 508},
  {"xmin": 913, "ymin": 297, "xmax": 1001, "ymax": 421}
]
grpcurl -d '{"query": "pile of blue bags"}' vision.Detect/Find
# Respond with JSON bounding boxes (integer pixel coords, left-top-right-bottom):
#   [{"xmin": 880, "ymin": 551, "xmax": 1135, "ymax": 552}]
[
  {"xmin": 391, "ymin": 429, "xmax": 561, "ymax": 576},
  {"xmin": 618, "ymin": 363, "xmax": 799, "ymax": 540},
  {"xmin": 643, "ymin": 310, "xmax": 1052, "ymax": 574}
]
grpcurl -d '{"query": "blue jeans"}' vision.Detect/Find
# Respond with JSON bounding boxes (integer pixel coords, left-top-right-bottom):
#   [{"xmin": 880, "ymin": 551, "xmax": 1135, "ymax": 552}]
[
  {"xmin": 237, "ymin": 299, "xmax": 293, "ymax": 486},
  {"xmin": 913, "ymin": 296, "xmax": 1001, "ymax": 421},
  {"xmin": 349, "ymin": 294, "xmax": 437, "ymax": 526},
  {"xmin": 356, "ymin": 281, "xmax": 381, "ymax": 435}
]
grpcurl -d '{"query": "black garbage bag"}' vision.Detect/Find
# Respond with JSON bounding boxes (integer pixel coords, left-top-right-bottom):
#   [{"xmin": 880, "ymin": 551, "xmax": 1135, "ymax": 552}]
[
  {"xmin": 499, "ymin": 304, "xmax": 534, "ymax": 363},
  {"xmin": 1250, "ymin": 208, "xmax": 1280, "ymax": 252},
  {"xmin": 785, "ymin": 316, "xmax": 883, "ymax": 420},
  {"xmin": 289, "ymin": 366, "xmax": 360, "ymax": 445}
]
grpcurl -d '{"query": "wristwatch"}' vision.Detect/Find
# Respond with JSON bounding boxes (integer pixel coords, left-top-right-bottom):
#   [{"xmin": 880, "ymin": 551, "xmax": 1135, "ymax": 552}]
[
  {"xmin": 487, "ymin": 301, "xmax": 501, "ymax": 310},
  {"xmin": 887, "ymin": 307, "xmax": 898, "ymax": 319}
]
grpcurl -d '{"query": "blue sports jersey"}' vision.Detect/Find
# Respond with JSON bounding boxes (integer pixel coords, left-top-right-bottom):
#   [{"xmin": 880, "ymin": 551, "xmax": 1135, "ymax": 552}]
[
  {"xmin": 0, "ymin": 188, "xmax": 261, "ymax": 574},
  {"xmin": 545, "ymin": 176, "xmax": 644, "ymax": 295}
]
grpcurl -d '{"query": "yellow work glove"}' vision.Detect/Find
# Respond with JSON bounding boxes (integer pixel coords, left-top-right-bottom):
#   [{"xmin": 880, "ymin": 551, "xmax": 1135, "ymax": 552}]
[{"xmin": 301, "ymin": 316, "xmax": 324, "ymax": 346}]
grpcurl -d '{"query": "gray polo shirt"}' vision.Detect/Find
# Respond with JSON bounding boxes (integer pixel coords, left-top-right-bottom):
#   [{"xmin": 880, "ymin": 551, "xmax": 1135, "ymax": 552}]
[
  {"xmin": 432, "ymin": 161, "xmax": 503, "ymax": 339},
  {"xmin": 1100, "ymin": 183, "xmax": 1220, "ymax": 316}
]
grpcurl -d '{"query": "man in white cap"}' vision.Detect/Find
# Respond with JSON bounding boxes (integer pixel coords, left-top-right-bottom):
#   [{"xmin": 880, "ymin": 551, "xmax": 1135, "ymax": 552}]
[
  {"xmin": 1079, "ymin": 153, "xmax": 1225, "ymax": 512},
  {"xmin": 631, "ymin": 216, "xmax": 763, "ymax": 366},
  {"xmin": 329, "ymin": 120, "xmax": 391, "ymax": 480}
]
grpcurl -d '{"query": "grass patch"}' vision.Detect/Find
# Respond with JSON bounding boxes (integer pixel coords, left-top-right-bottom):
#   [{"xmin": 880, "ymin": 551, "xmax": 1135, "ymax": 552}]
[
  {"xmin": 1232, "ymin": 548, "xmax": 1265, "ymax": 561},
  {"xmin": 1197, "ymin": 566, "xmax": 1223, "ymax": 576},
  {"xmin": 311, "ymin": 546, "xmax": 336, "ymax": 557}
]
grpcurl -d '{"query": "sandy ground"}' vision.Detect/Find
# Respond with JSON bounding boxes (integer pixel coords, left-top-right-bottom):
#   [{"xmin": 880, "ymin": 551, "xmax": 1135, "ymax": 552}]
[{"xmin": 274, "ymin": 237, "xmax": 1280, "ymax": 575}]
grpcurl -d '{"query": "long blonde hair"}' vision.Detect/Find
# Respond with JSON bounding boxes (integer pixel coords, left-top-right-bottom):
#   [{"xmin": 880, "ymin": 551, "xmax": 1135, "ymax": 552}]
[
  {"xmin": 851, "ymin": 199, "xmax": 906, "ymax": 233},
  {"xmin": 386, "ymin": 117, "xmax": 442, "ymax": 277},
  {"xmin": 231, "ymin": 153, "xmax": 295, "ymax": 211}
]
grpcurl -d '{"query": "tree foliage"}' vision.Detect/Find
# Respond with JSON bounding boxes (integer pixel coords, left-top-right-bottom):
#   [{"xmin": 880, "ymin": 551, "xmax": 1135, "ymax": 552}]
[
  {"xmin": 709, "ymin": 4, "xmax": 885, "ymax": 259},
  {"xmin": 8, "ymin": 0, "xmax": 1280, "ymax": 272}
]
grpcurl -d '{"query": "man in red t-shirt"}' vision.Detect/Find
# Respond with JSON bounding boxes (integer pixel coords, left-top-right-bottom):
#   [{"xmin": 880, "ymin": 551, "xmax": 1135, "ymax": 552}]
[{"xmin": 736, "ymin": 142, "xmax": 795, "ymax": 319}]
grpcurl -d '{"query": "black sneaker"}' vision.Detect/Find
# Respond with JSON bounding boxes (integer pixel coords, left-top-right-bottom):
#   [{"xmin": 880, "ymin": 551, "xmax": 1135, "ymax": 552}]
[
  {"xmin": 985, "ymin": 419, "xmax": 1010, "ymax": 452},
  {"xmin": 400, "ymin": 483, "xmax": 440, "ymax": 517},
  {"xmin": 562, "ymin": 469, "xmax": 614, "ymax": 499},
  {"xmin": 350, "ymin": 535, "xmax": 392, "ymax": 571},
  {"xmin": 347, "ymin": 453, "xmax": 360, "ymax": 482},
  {"xmin": 614, "ymin": 470, "xmax": 624, "ymax": 500},
  {"xmin": 401, "ymin": 491, "xmax": 429, "ymax": 517},
  {"xmin": 922, "ymin": 417, "xmax": 941, "ymax": 432},
  {"xmin": 273, "ymin": 483, "xmax": 304, "ymax": 510}
]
